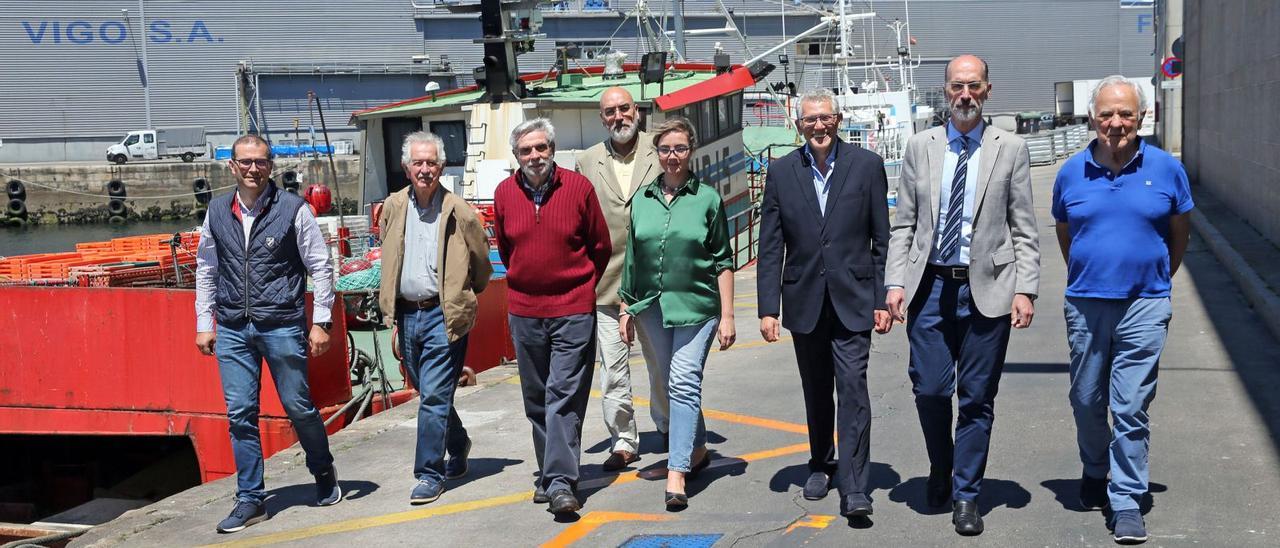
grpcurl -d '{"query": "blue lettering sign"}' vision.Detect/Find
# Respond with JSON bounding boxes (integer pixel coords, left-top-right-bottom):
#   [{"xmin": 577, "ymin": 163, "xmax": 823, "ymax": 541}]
[
  {"xmin": 186, "ymin": 20, "xmax": 215, "ymax": 43},
  {"xmin": 21, "ymin": 21, "xmax": 48, "ymax": 44},
  {"xmin": 1137, "ymin": 14, "xmax": 1152, "ymax": 33},
  {"xmin": 99, "ymin": 21, "xmax": 127, "ymax": 44},
  {"xmin": 66, "ymin": 21, "xmax": 93, "ymax": 44},
  {"xmin": 20, "ymin": 19, "xmax": 220, "ymax": 45},
  {"xmin": 149, "ymin": 20, "xmax": 172, "ymax": 43}
]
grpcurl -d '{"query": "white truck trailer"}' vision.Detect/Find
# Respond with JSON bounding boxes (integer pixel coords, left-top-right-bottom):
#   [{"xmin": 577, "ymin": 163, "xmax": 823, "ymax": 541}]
[{"xmin": 106, "ymin": 126, "xmax": 207, "ymax": 164}]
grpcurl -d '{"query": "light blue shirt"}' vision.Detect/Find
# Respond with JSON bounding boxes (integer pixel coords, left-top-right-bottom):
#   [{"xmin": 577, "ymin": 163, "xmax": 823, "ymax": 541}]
[
  {"xmin": 930, "ymin": 121, "xmax": 984, "ymax": 266},
  {"xmin": 399, "ymin": 189, "xmax": 443, "ymax": 301},
  {"xmin": 803, "ymin": 143, "xmax": 837, "ymax": 216}
]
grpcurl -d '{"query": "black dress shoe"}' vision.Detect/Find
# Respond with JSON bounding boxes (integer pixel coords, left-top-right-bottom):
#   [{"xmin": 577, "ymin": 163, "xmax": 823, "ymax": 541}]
[
  {"xmin": 840, "ymin": 493, "xmax": 873, "ymax": 517},
  {"xmin": 802, "ymin": 472, "xmax": 831, "ymax": 501},
  {"xmin": 927, "ymin": 471, "xmax": 952, "ymax": 508},
  {"xmin": 548, "ymin": 489, "xmax": 580, "ymax": 514},
  {"xmin": 532, "ymin": 485, "xmax": 549, "ymax": 504},
  {"xmin": 664, "ymin": 491, "xmax": 688, "ymax": 510},
  {"xmin": 952, "ymin": 500, "xmax": 984, "ymax": 536}
]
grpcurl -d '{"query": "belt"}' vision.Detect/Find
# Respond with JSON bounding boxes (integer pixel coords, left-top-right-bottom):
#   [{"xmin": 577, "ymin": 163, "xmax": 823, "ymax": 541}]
[
  {"xmin": 398, "ymin": 296, "xmax": 440, "ymax": 310},
  {"xmin": 928, "ymin": 264, "xmax": 969, "ymax": 280}
]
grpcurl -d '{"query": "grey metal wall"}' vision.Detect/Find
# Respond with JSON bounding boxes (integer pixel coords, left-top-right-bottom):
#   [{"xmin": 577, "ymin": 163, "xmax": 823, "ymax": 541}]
[
  {"xmin": 0, "ymin": 0, "xmax": 426, "ymax": 141},
  {"xmin": 1, "ymin": 0, "xmax": 1152, "ymax": 161},
  {"xmin": 1183, "ymin": 0, "xmax": 1280, "ymax": 245}
]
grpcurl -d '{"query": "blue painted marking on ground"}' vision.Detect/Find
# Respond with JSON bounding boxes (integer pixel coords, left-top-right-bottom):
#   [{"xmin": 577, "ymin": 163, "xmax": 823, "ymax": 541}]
[{"xmin": 621, "ymin": 533, "xmax": 724, "ymax": 548}]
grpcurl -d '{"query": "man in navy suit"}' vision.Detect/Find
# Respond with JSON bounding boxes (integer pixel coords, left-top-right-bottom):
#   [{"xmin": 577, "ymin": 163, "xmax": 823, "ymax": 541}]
[{"xmin": 757, "ymin": 88, "xmax": 892, "ymax": 518}]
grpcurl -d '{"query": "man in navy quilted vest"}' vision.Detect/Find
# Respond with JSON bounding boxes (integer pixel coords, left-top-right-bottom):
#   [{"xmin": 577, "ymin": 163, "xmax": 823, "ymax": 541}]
[{"xmin": 194, "ymin": 134, "xmax": 342, "ymax": 534}]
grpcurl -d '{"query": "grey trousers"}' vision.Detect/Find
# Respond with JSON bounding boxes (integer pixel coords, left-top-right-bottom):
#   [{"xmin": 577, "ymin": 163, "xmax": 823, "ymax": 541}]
[{"xmin": 510, "ymin": 312, "xmax": 596, "ymax": 494}]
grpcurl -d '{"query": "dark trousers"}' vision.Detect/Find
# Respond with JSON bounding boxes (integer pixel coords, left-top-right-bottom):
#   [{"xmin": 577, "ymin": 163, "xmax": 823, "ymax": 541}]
[
  {"xmin": 509, "ymin": 312, "xmax": 596, "ymax": 495},
  {"xmin": 907, "ymin": 271, "xmax": 1011, "ymax": 502},
  {"xmin": 791, "ymin": 294, "xmax": 873, "ymax": 497}
]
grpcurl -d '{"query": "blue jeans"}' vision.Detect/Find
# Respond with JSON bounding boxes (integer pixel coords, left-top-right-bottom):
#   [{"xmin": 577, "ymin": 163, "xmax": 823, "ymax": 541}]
[
  {"xmin": 1064, "ymin": 296, "xmax": 1171, "ymax": 512},
  {"xmin": 216, "ymin": 320, "xmax": 335, "ymax": 505},
  {"xmin": 397, "ymin": 305, "xmax": 470, "ymax": 483},
  {"xmin": 634, "ymin": 305, "xmax": 717, "ymax": 473}
]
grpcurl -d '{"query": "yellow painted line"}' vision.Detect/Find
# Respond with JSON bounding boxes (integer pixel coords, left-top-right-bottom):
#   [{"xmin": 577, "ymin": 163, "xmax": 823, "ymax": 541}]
[
  {"xmin": 785, "ymin": 514, "xmax": 838, "ymax": 534},
  {"xmin": 205, "ymin": 491, "xmax": 532, "ymax": 548},
  {"xmin": 540, "ymin": 511, "xmax": 673, "ymax": 548},
  {"xmin": 210, "ymin": 444, "xmax": 812, "ymax": 547},
  {"xmin": 593, "ymin": 391, "xmax": 808, "ymax": 435},
  {"xmin": 711, "ymin": 336, "xmax": 789, "ymax": 353}
]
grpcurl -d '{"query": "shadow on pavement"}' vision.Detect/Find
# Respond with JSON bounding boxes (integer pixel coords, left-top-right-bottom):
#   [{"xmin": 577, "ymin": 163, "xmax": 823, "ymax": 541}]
[
  {"xmin": 888, "ymin": 477, "xmax": 1030, "ymax": 516},
  {"xmin": 264, "ymin": 479, "xmax": 381, "ymax": 514},
  {"xmin": 1183, "ymin": 241, "xmax": 1280, "ymax": 460},
  {"xmin": 1041, "ymin": 478, "xmax": 1166, "ymax": 514},
  {"xmin": 448, "ymin": 457, "xmax": 523, "ymax": 489},
  {"xmin": 1002, "ymin": 362, "xmax": 1069, "ymax": 374}
]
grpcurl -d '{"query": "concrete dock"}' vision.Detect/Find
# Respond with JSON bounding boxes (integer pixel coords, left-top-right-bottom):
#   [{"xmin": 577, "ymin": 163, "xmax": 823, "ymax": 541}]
[{"xmin": 74, "ymin": 164, "xmax": 1280, "ymax": 547}]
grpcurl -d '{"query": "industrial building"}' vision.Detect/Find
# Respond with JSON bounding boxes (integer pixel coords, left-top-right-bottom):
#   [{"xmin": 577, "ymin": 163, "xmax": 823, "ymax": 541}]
[{"xmin": 0, "ymin": 0, "xmax": 1155, "ymax": 162}]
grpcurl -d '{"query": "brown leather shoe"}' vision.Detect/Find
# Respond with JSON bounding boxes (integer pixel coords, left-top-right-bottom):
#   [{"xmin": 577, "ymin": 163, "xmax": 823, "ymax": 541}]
[{"xmin": 602, "ymin": 450, "xmax": 639, "ymax": 471}]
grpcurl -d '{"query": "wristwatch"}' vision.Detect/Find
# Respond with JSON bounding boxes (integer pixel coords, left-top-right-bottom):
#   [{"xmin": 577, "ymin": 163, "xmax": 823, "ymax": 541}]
[{"xmin": 315, "ymin": 322, "xmax": 333, "ymax": 332}]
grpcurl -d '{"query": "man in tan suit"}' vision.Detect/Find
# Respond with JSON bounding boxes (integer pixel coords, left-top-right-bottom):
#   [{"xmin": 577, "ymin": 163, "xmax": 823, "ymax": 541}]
[
  {"xmin": 378, "ymin": 131, "xmax": 493, "ymax": 505},
  {"xmin": 885, "ymin": 55, "xmax": 1040, "ymax": 536},
  {"xmin": 574, "ymin": 87, "xmax": 662, "ymax": 470}
]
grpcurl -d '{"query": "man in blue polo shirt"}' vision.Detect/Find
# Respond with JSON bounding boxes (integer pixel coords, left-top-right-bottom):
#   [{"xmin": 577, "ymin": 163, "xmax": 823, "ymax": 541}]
[{"xmin": 1052, "ymin": 76, "xmax": 1192, "ymax": 545}]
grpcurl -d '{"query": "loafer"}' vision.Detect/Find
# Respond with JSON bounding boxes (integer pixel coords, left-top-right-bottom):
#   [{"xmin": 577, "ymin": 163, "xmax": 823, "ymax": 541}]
[
  {"xmin": 410, "ymin": 478, "xmax": 445, "ymax": 505},
  {"xmin": 445, "ymin": 438, "xmax": 472, "ymax": 480},
  {"xmin": 926, "ymin": 469, "xmax": 952, "ymax": 508},
  {"xmin": 532, "ymin": 484, "xmax": 549, "ymax": 504},
  {"xmin": 952, "ymin": 500, "xmax": 984, "ymax": 536},
  {"xmin": 602, "ymin": 450, "xmax": 639, "ymax": 471},
  {"xmin": 1079, "ymin": 474, "xmax": 1109, "ymax": 510},
  {"xmin": 802, "ymin": 471, "xmax": 831, "ymax": 501},
  {"xmin": 840, "ymin": 493, "xmax": 873, "ymax": 517},
  {"xmin": 1111, "ymin": 509, "xmax": 1148, "ymax": 544},
  {"xmin": 547, "ymin": 489, "xmax": 581, "ymax": 514},
  {"xmin": 216, "ymin": 500, "xmax": 266, "ymax": 534},
  {"xmin": 664, "ymin": 491, "xmax": 688, "ymax": 510}
]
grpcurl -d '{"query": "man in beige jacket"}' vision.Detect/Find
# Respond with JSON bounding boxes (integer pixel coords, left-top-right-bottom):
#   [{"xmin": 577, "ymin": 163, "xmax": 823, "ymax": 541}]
[
  {"xmin": 574, "ymin": 87, "xmax": 663, "ymax": 470},
  {"xmin": 378, "ymin": 131, "xmax": 493, "ymax": 505}
]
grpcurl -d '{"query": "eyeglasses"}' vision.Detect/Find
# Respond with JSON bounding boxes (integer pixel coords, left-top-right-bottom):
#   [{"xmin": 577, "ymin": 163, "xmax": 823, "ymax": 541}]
[
  {"xmin": 656, "ymin": 145, "xmax": 691, "ymax": 157},
  {"xmin": 798, "ymin": 114, "xmax": 837, "ymax": 127},
  {"xmin": 601, "ymin": 103, "xmax": 634, "ymax": 117},
  {"xmin": 515, "ymin": 142, "xmax": 551, "ymax": 157},
  {"xmin": 947, "ymin": 81, "xmax": 989, "ymax": 93},
  {"xmin": 234, "ymin": 158, "xmax": 271, "ymax": 169}
]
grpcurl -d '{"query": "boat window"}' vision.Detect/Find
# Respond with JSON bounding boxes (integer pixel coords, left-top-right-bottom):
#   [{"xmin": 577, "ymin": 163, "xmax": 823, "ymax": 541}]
[
  {"xmin": 124, "ymin": 134, "xmax": 139, "ymax": 146},
  {"xmin": 729, "ymin": 93, "xmax": 743, "ymax": 133},
  {"xmin": 717, "ymin": 96, "xmax": 731, "ymax": 138},
  {"xmin": 429, "ymin": 120, "xmax": 467, "ymax": 167},
  {"xmin": 700, "ymin": 100, "xmax": 715, "ymax": 143},
  {"xmin": 143, "ymin": 133, "xmax": 155, "ymax": 144}
]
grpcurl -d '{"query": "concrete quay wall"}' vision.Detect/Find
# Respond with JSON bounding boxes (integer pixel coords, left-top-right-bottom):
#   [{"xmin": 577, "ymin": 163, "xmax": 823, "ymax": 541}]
[{"xmin": 2, "ymin": 157, "xmax": 362, "ymax": 215}]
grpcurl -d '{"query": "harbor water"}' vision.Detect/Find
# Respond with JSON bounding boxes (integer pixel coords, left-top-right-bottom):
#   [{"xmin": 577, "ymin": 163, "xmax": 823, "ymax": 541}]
[{"xmin": 0, "ymin": 219, "xmax": 200, "ymax": 257}]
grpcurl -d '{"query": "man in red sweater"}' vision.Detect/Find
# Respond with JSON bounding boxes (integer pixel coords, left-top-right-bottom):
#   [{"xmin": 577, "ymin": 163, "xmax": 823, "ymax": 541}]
[{"xmin": 494, "ymin": 118, "xmax": 612, "ymax": 515}]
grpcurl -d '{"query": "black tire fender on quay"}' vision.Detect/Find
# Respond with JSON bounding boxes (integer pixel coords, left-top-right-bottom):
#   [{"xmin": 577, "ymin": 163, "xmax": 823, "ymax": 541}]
[
  {"xmin": 107, "ymin": 199, "xmax": 127, "ymax": 217},
  {"xmin": 107, "ymin": 179, "xmax": 127, "ymax": 198},
  {"xmin": 6, "ymin": 179, "xmax": 25, "ymax": 201}
]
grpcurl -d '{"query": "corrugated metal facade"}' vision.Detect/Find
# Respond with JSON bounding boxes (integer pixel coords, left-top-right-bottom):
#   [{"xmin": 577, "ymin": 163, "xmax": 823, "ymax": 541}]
[{"xmin": 1, "ymin": 0, "xmax": 1152, "ymax": 152}]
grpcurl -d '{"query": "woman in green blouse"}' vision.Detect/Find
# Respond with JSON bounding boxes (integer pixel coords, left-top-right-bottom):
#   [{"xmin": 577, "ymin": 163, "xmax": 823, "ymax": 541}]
[{"xmin": 619, "ymin": 116, "xmax": 736, "ymax": 510}]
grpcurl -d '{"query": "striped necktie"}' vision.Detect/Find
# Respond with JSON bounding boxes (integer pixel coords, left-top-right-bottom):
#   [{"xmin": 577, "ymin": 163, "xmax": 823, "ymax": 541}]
[{"xmin": 938, "ymin": 136, "xmax": 969, "ymax": 262}]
